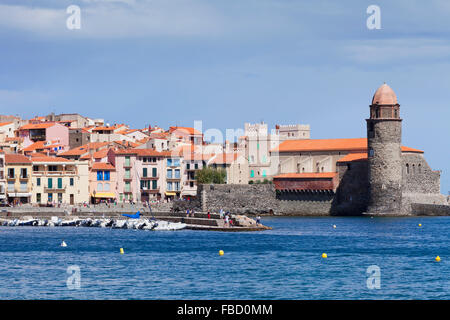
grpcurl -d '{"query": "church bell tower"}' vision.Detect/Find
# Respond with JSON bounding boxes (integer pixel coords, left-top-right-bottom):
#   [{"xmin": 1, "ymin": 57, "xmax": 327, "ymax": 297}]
[{"xmin": 366, "ymin": 83, "xmax": 403, "ymax": 214}]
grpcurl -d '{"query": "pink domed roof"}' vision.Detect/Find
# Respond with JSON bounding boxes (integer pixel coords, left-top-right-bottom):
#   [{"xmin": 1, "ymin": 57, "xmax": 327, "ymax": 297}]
[{"xmin": 372, "ymin": 83, "xmax": 398, "ymax": 105}]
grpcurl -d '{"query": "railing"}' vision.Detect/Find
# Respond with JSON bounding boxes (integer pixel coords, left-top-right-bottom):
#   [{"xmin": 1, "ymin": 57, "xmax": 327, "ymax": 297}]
[
  {"xmin": 44, "ymin": 185, "xmax": 66, "ymax": 192},
  {"xmin": 141, "ymin": 188, "xmax": 160, "ymax": 193},
  {"xmin": 33, "ymin": 170, "xmax": 77, "ymax": 175},
  {"xmin": 19, "ymin": 174, "xmax": 30, "ymax": 180}
]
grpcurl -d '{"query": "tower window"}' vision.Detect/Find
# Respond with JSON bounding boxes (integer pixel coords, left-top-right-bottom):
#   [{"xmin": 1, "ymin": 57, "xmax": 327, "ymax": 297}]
[
  {"xmin": 406, "ymin": 164, "xmax": 409, "ymax": 174},
  {"xmin": 369, "ymin": 149, "xmax": 374, "ymax": 157}
]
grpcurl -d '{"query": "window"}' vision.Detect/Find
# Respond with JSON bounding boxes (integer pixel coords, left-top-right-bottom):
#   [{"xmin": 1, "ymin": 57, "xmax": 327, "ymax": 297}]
[
  {"xmin": 152, "ymin": 167, "xmax": 157, "ymax": 177},
  {"xmin": 37, "ymin": 178, "xmax": 41, "ymax": 186},
  {"xmin": 104, "ymin": 171, "xmax": 110, "ymax": 181},
  {"xmin": 57, "ymin": 178, "xmax": 62, "ymax": 189},
  {"xmin": 48, "ymin": 178, "xmax": 53, "ymax": 189},
  {"xmin": 174, "ymin": 159, "xmax": 180, "ymax": 167},
  {"xmin": 250, "ymin": 170, "xmax": 255, "ymax": 178},
  {"xmin": 167, "ymin": 159, "xmax": 173, "ymax": 166},
  {"xmin": 175, "ymin": 182, "xmax": 180, "ymax": 191},
  {"xmin": 37, "ymin": 193, "xmax": 41, "ymax": 203},
  {"xmin": 20, "ymin": 181, "xmax": 27, "ymax": 192},
  {"xmin": 406, "ymin": 164, "xmax": 409, "ymax": 174},
  {"xmin": 175, "ymin": 169, "xmax": 180, "ymax": 179},
  {"xmin": 97, "ymin": 171, "xmax": 103, "ymax": 181},
  {"xmin": 152, "ymin": 180, "xmax": 157, "ymax": 190},
  {"xmin": 262, "ymin": 170, "xmax": 267, "ymax": 178},
  {"xmin": 369, "ymin": 149, "xmax": 374, "ymax": 157},
  {"xmin": 143, "ymin": 168, "xmax": 147, "ymax": 177},
  {"xmin": 48, "ymin": 193, "xmax": 53, "ymax": 202},
  {"xmin": 8, "ymin": 168, "xmax": 14, "ymax": 179},
  {"xmin": 58, "ymin": 193, "xmax": 63, "ymax": 203},
  {"xmin": 97, "ymin": 183, "xmax": 103, "ymax": 191},
  {"xmin": 7, "ymin": 181, "xmax": 14, "ymax": 192},
  {"xmin": 195, "ymin": 163, "xmax": 198, "ymax": 170},
  {"xmin": 167, "ymin": 169, "xmax": 172, "ymax": 179},
  {"xmin": 186, "ymin": 163, "xmax": 190, "ymax": 170},
  {"xmin": 33, "ymin": 165, "xmax": 39, "ymax": 172},
  {"xmin": 125, "ymin": 156, "xmax": 130, "ymax": 166},
  {"xmin": 167, "ymin": 182, "xmax": 173, "ymax": 191},
  {"xmin": 70, "ymin": 178, "xmax": 74, "ymax": 186},
  {"xmin": 104, "ymin": 183, "xmax": 110, "ymax": 191}
]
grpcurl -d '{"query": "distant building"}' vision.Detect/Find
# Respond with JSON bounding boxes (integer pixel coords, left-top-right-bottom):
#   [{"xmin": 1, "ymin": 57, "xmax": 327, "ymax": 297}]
[
  {"xmin": 89, "ymin": 162, "xmax": 117, "ymax": 204},
  {"xmin": 271, "ymin": 84, "xmax": 444, "ymax": 215},
  {"xmin": 18, "ymin": 122, "xmax": 69, "ymax": 149},
  {"xmin": 31, "ymin": 155, "xmax": 89, "ymax": 205},
  {"xmin": 4, "ymin": 154, "xmax": 32, "ymax": 204}
]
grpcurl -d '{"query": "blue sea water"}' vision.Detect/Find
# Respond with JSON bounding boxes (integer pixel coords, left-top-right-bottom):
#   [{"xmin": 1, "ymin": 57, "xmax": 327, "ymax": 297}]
[{"xmin": 0, "ymin": 216, "xmax": 449, "ymax": 300}]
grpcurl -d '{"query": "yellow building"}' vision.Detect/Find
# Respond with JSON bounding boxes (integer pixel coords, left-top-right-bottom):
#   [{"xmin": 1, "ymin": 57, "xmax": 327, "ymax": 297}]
[
  {"xmin": 5, "ymin": 154, "xmax": 33, "ymax": 204},
  {"xmin": 31, "ymin": 155, "xmax": 89, "ymax": 205}
]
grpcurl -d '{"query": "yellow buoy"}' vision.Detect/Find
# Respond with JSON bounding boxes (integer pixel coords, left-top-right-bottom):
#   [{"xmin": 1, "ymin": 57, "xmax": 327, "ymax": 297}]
[
  {"xmin": 435, "ymin": 256, "xmax": 441, "ymax": 262},
  {"xmin": 219, "ymin": 250, "xmax": 224, "ymax": 256},
  {"xmin": 418, "ymin": 224, "xmax": 422, "ymax": 227},
  {"xmin": 120, "ymin": 248, "xmax": 124, "ymax": 254},
  {"xmin": 322, "ymin": 253, "xmax": 327, "ymax": 259}
]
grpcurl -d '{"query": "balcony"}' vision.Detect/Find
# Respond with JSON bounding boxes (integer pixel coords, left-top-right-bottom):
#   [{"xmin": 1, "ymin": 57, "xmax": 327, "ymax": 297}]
[
  {"xmin": 141, "ymin": 175, "xmax": 159, "ymax": 180},
  {"xmin": 44, "ymin": 186, "xmax": 66, "ymax": 192},
  {"xmin": 19, "ymin": 174, "xmax": 30, "ymax": 180},
  {"xmin": 141, "ymin": 188, "xmax": 160, "ymax": 194},
  {"xmin": 33, "ymin": 170, "xmax": 77, "ymax": 176}
]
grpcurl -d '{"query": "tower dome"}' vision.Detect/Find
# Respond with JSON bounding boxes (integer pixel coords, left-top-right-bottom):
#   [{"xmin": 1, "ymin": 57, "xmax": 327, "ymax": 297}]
[{"xmin": 372, "ymin": 83, "xmax": 398, "ymax": 105}]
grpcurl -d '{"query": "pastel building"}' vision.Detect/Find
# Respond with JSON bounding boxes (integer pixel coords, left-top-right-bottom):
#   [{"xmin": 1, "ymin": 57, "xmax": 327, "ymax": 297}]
[
  {"xmin": 31, "ymin": 156, "xmax": 89, "ymax": 204},
  {"xmin": 112, "ymin": 149, "xmax": 172, "ymax": 202},
  {"xmin": 18, "ymin": 122, "xmax": 69, "ymax": 149},
  {"xmin": 89, "ymin": 162, "xmax": 116, "ymax": 203},
  {"xmin": 5, "ymin": 154, "xmax": 33, "ymax": 204}
]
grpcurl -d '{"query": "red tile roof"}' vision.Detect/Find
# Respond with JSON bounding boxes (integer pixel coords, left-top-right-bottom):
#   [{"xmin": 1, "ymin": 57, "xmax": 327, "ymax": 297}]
[
  {"xmin": 5, "ymin": 154, "xmax": 32, "ymax": 164},
  {"xmin": 336, "ymin": 153, "xmax": 368, "ymax": 163},
  {"xmin": 273, "ymin": 138, "xmax": 424, "ymax": 154},
  {"xmin": 59, "ymin": 142, "xmax": 109, "ymax": 156},
  {"xmin": 273, "ymin": 172, "xmax": 338, "ymax": 179},
  {"xmin": 91, "ymin": 162, "xmax": 115, "ymax": 171},
  {"xmin": 19, "ymin": 123, "xmax": 57, "ymax": 130},
  {"xmin": 169, "ymin": 126, "xmax": 202, "ymax": 135},
  {"xmin": 31, "ymin": 156, "xmax": 71, "ymax": 163},
  {"xmin": 0, "ymin": 122, "xmax": 13, "ymax": 127},
  {"xmin": 113, "ymin": 148, "xmax": 171, "ymax": 157},
  {"xmin": 210, "ymin": 153, "xmax": 239, "ymax": 165}
]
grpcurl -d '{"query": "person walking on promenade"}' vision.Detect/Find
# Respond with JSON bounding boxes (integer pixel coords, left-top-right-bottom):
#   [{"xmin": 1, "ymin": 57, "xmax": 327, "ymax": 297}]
[
  {"xmin": 224, "ymin": 214, "xmax": 229, "ymax": 227},
  {"xmin": 207, "ymin": 210, "xmax": 211, "ymax": 219},
  {"xmin": 186, "ymin": 208, "xmax": 190, "ymax": 217},
  {"xmin": 256, "ymin": 215, "xmax": 261, "ymax": 225}
]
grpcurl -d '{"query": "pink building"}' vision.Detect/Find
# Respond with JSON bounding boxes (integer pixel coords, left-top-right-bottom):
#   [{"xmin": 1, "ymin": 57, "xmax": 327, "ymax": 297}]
[
  {"xmin": 89, "ymin": 162, "xmax": 117, "ymax": 204},
  {"xmin": 18, "ymin": 122, "xmax": 69, "ymax": 149},
  {"xmin": 111, "ymin": 148, "xmax": 173, "ymax": 203}
]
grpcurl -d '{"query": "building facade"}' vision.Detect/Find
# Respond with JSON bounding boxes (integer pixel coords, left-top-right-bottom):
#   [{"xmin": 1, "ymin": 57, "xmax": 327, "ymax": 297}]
[
  {"xmin": 31, "ymin": 156, "xmax": 89, "ymax": 205},
  {"xmin": 0, "ymin": 151, "xmax": 5, "ymax": 204},
  {"xmin": 5, "ymin": 154, "xmax": 32, "ymax": 204}
]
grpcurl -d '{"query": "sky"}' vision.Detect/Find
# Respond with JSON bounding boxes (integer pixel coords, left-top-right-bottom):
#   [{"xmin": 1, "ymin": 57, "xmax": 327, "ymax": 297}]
[{"xmin": 0, "ymin": 0, "xmax": 449, "ymax": 193}]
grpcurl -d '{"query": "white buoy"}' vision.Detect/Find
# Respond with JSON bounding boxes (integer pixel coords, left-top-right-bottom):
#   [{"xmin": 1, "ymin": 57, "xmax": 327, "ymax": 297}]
[{"xmin": 61, "ymin": 241, "xmax": 67, "ymax": 247}]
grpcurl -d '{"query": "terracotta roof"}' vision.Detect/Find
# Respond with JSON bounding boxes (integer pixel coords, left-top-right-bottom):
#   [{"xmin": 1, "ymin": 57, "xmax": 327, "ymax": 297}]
[
  {"xmin": 169, "ymin": 126, "xmax": 202, "ymax": 135},
  {"xmin": 149, "ymin": 132, "xmax": 169, "ymax": 139},
  {"xmin": 59, "ymin": 142, "xmax": 109, "ymax": 156},
  {"xmin": 210, "ymin": 153, "xmax": 239, "ymax": 165},
  {"xmin": 5, "ymin": 154, "xmax": 32, "ymax": 164},
  {"xmin": 23, "ymin": 140, "xmax": 63, "ymax": 152},
  {"xmin": 113, "ymin": 148, "xmax": 172, "ymax": 157},
  {"xmin": 31, "ymin": 156, "xmax": 71, "ymax": 163},
  {"xmin": 91, "ymin": 162, "xmax": 115, "ymax": 171},
  {"xmin": 0, "ymin": 122, "xmax": 13, "ymax": 127},
  {"xmin": 93, "ymin": 148, "xmax": 109, "ymax": 158},
  {"xmin": 274, "ymin": 138, "xmax": 368, "ymax": 153},
  {"xmin": 113, "ymin": 140, "xmax": 139, "ymax": 148},
  {"xmin": 19, "ymin": 123, "xmax": 56, "ymax": 130},
  {"xmin": 337, "ymin": 153, "xmax": 368, "ymax": 163},
  {"xmin": 401, "ymin": 146, "xmax": 424, "ymax": 153},
  {"xmin": 372, "ymin": 83, "xmax": 398, "ymax": 105},
  {"xmin": 273, "ymin": 172, "xmax": 338, "ymax": 179},
  {"xmin": 183, "ymin": 153, "xmax": 215, "ymax": 161},
  {"xmin": 273, "ymin": 138, "xmax": 423, "ymax": 154}
]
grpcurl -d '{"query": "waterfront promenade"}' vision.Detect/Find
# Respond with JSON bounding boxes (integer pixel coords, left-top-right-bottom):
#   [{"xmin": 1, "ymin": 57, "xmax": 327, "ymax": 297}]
[{"xmin": 0, "ymin": 203, "xmax": 271, "ymax": 232}]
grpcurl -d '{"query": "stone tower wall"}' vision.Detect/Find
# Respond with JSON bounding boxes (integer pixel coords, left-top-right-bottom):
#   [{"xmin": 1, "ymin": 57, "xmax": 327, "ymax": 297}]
[{"xmin": 367, "ymin": 119, "xmax": 404, "ymax": 214}]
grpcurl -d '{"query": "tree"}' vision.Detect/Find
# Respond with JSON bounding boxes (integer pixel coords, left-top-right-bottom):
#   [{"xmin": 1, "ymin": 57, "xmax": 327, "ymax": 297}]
[{"xmin": 196, "ymin": 167, "xmax": 227, "ymax": 184}]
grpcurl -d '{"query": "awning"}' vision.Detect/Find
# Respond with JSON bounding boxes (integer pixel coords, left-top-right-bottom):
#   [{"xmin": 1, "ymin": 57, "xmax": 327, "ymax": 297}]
[
  {"xmin": 165, "ymin": 192, "xmax": 177, "ymax": 196},
  {"xmin": 91, "ymin": 192, "xmax": 116, "ymax": 198},
  {"xmin": 7, "ymin": 193, "xmax": 32, "ymax": 197}
]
